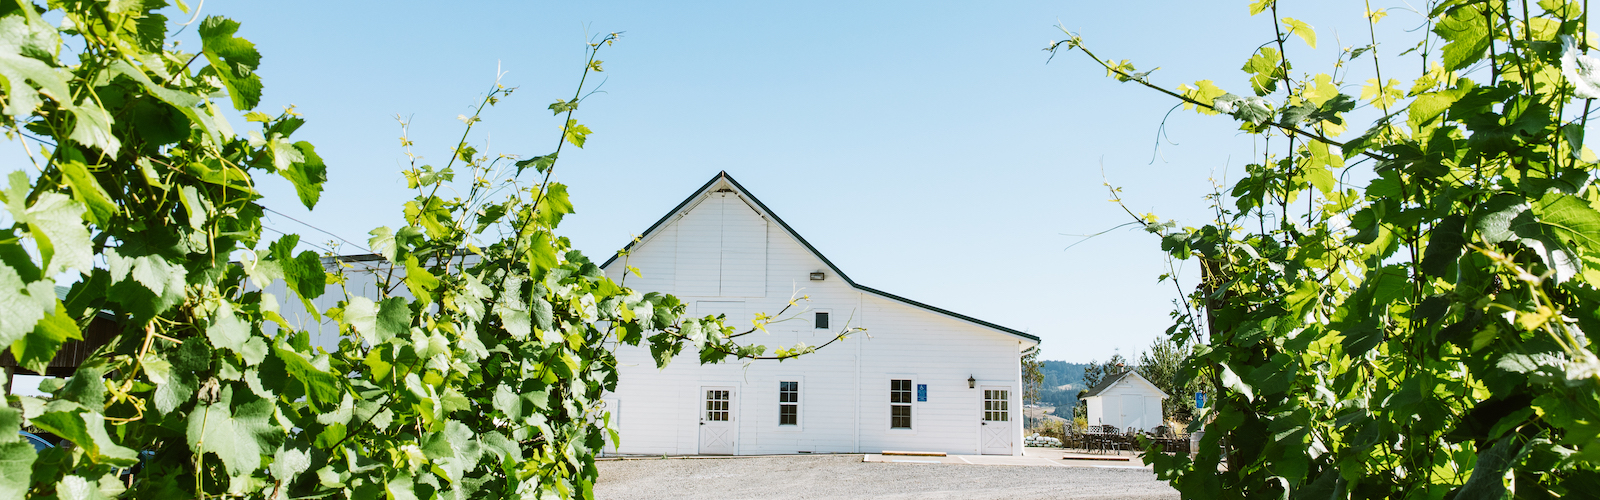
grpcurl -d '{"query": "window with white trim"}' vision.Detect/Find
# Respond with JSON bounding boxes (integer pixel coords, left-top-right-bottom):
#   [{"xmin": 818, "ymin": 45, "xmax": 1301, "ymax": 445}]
[
  {"xmin": 814, "ymin": 311, "xmax": 830, "ymax": 329},
  {"xmin": 779, "ymin": 381, "xmax": 799, "ymax": 426},
  {"xmin": 890, "ymin": 379, "xmax": 912, "ymax": 429}
]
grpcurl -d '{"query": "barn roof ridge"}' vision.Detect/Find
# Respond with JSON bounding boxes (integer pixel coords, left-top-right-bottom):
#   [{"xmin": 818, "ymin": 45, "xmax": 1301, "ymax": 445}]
[{"xmin": 599, "ymin": 171, "xmax": 1040, "ymax": 344}]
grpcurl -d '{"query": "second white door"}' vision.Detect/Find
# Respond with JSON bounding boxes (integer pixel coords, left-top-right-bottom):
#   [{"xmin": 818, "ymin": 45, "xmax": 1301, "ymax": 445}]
[
  {"xmin": 980, "ymin": 387, "xmax": 1013, "ymax": 455},
  {"xmin": 699, "ymin": 387, "xmax": 737, "ymax": 455}
]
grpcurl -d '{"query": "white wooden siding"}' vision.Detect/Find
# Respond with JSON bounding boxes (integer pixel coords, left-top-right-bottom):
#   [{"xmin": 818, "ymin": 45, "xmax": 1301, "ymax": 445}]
[
  {"xmin": 602, "ymin": 180, "xmax": 1031, "ymax": 456},
  {"xmin": 719, "ymin": 195, "xmax": 767, "ymax": 297},
  {"xmin": 673, "ymin": 195, "xmax": 722, "ymax": 296}
]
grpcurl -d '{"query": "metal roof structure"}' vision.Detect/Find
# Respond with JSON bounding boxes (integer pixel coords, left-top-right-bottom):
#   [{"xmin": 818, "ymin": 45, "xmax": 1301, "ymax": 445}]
[{"xmin": 1081, "ymin": 370, "xmax": 1169, "ymax": 399}]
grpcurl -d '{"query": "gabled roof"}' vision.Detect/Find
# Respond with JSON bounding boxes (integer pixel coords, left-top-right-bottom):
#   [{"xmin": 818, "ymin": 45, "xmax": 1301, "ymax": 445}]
[
  {"xmin": 1081, "ymin": 370, "xmax": 1168, "ymax": 399},
  {"xmin": 599, "ymin": 172, "xmax": 1040, "ymax": 344}
]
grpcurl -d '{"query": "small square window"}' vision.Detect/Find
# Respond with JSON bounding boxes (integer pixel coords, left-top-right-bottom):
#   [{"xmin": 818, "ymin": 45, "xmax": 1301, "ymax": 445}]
[{"xmin": 815, "ymin": 312, "xmax": 830, "ymax": 329}]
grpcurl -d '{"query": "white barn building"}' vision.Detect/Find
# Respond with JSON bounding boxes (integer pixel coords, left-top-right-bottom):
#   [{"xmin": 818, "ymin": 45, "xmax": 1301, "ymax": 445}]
[
  {"xmin": 1081, "ymin": 370, "xmax": 1169, "ymax": 432},
  {"xmin": 599, "ymin": 172, "xmax": 1039, "ymax": 456}
]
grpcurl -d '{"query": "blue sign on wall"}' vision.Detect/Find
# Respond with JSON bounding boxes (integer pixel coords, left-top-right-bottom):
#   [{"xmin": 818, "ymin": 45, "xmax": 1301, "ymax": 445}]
[{"xmin": 916, "ymin": 384, "xmax": 928, "ymax": 402}]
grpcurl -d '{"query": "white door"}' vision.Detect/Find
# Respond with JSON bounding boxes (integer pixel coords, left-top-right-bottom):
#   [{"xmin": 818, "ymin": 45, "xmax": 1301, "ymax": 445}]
[
  {"xmin": 1122, "ymin": 394, "xmax": 1143, "ymax": 432},
  {"xmin": 699, "ymin": 387, "xmax": 737, "ymax": 455},
  {"xmin": 980, "ymin": 387, "xmax": 1013, "ymax": 455}
]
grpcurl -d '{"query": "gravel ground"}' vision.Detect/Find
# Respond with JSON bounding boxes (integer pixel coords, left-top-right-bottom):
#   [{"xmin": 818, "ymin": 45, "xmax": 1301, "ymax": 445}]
[{"xmin": 594, "ymin": 454, "xmax": 1179, "ymax": 500}]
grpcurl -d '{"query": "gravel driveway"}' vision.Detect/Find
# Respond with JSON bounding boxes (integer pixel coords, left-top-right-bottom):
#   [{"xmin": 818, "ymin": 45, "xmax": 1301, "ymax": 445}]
[{"xmin": 594, "ymin": 454, "xmax": 1179, "ymax": 500}]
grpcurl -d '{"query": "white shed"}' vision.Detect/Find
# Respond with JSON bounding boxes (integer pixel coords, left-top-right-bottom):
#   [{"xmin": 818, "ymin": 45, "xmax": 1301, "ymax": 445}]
[
  {"xmin": 1081, "ymin": 371, "xmax": 1169, "ymax": 432},
  {"xmin": 599, "ymin": 172, "xmax": 1040, "ymax": 456}
]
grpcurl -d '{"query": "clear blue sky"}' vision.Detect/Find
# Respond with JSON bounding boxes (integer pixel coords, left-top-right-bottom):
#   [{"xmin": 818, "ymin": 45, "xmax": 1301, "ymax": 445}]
[{"xmin": 3, "ymin": 1, "xmax": 1426, "ymax": 362}]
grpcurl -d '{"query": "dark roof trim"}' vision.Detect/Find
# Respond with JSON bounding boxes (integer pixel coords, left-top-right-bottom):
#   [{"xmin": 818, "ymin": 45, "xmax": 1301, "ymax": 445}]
[
  {"xmin": 1081, "ymin": 370, "xmax": 1169, "ymax": 399},
  {"xmin": 1080, "ymin": 371, "xmax": 1133, "ymax": 399},
  {"xmin": 600, "ymin": 172, "xmax": 1040, "ymax": 344}
]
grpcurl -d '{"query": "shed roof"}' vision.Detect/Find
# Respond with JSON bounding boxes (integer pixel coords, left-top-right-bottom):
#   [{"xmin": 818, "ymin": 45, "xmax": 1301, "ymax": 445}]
[
  {"xmin": 599, "ymin": 172, "xmax": 1040, "ymax": 345},
  {"xmin": 1081, "ymin": 370, "xmax": 1169, "ymax": 399}
]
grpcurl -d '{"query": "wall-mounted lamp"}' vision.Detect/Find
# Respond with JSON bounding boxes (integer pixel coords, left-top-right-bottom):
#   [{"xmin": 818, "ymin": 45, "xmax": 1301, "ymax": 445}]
[
  {"xmin": 968, "ymin": 375, "xmax": 976, "ymax": 389},
  {"xmin": 809, "ymin": 272, "xmax": 826, "ymax": 281}
]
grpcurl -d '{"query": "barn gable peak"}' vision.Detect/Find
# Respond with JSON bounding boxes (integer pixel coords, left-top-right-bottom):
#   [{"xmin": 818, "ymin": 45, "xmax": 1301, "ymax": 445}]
[{"xmin": 601, "ymin": 172, "xmax": 1040, "ymax": 345}]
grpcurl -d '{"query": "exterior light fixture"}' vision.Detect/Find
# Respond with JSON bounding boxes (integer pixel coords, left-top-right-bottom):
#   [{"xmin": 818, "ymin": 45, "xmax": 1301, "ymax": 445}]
[
  {"xmin": 968, "ymin": 375, "xmax": 976, "ymax": 389},
  {"xmin": 809, "ymin": 272, "xmax": 825, "ymax": 281}
]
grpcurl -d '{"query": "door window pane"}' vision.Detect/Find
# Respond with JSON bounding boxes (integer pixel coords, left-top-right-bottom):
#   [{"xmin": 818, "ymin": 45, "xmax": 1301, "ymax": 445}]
[
  {"xmin": 984, "ymin": 389, "xmax": 1009, "ymax": 422},
  {"xmin": 706, "ymin": 390, "xmax": 730, "ymax": 421}
]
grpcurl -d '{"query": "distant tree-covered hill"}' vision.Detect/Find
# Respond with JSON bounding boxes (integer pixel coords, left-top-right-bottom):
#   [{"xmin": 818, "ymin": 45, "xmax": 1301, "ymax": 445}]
[{"xmin": 1037, "ymin": 361, "xmax": 1090, "ymax": 412}]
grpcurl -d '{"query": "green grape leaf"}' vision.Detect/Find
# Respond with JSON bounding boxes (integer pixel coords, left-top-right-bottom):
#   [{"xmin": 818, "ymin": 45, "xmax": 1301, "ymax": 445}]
[
  {"xmin": 207, "ymin": 302, "xmax": 250, "ymax": 353},
  {"xmin": 107, "ymin": 60, "xmax": 219, "ymax": 144},
  {"xmin": 1455, "ymin": 436, "xmax": 1516, "ymax": 499},
  {"xmin": 197, "ymin": 16, "xmax": 263, "ymax": 110},
  {"xmin": 525, "ymin": 231, "xmax": 560, "ymax": 276},
  {"xmin": 56, "ymin": 158, "xmax": 115, "ymax": 226},
  {"xmin": 532, "ymin": 296, "xmax": 554, "ymax": 333},
  {"xmin": 493, "ymin": 277, "xmax": 530, "ymax": 340},
  {"xmin": 1219, "ymin": 363, "xmax": 1255, "ymax": 402},
  {"xmin": 66, "ymin": 99, "xmax": 120, "ymax": 157},
  {"xmin": 345, "ymin": 296, "xmax": 378, "ymax": 345},
  {"xmin": 537, "ymin": 183, "xmax": 574, "ymax": 228},
  {"xmin": 0, "ymin": 442, "xmax": 34, "ymax": 496},
  {"xmin": 275, "ymin": 347, "xmax": 341, "ymax": 408},
  {"xmin": 1178, "ymin": 80, "xmax": 1228, "ymax": 115},
  {"xmin": 1407, "ymin": 88, "xmax": 1468, "ymax": 132},
  {"xmin": 1434, "ymin": 4, "xmax": 1491, "ymax": 71},
  {"xmin": 547, "ymin": 99, "xmax": 577, "ymax": 115},
  {"xmin": 12, "ymin": 302, "xmax": 81, "ymax": 374},
  {"xmin": 281, "ymin": 141, "xmax": 328, "ymax": 210},
  {"xmin": 105, "ymin": 249, "xmax": 188, "ymax": 321},
  {"xmin": 1421, "ymin": 215, "xmax": 1467, "ymax": 278},
  {"xmin": 186, "ymin": 386, "xmax": 280, "ymax": 477},
  {"xmin": 1475, "ymin": 195, "xmax": 1529, "ymax": 244},
  {"xmin": 0, "ymin": 259, "xmax": 56, "ymax": 351},
  {"xmin": 515, "ymin": 153, "xmax": 557, "ymax": 175},
  {"xmin": 269, "ymin": 234, "xmax": 327, "ymax": 314},
  {"xmin": 0, "ymin": 3, "xmax": 70, "ymax": 118},
  {"xmin": 369, "ymin": 226, "xmax": 397, "ymax": 262},
  {"xmin": 563, "ymin": 120, "xmax": 591, "ymax": 148},
  {"xmin": 377, "ymin": 296, "xmax": 412, "ymax": 344},
  {"xmin": 386, "ymin": 474, "xmax": 419, "ymax": 500},
  {"xmin": 31, "ymin": 405, "xmax": 138, "ymax": 466},
  {"xmin": 1282, "ymin": 18, "xmax": 1316, "ymax": 48},
  {"xmin": 269, "ymin": 445, "xmax": 311, "ymax": 482},
  {"xmin": 154, "ymin": 343, "xmax": 207, "ymax": 415},
  {"xmin": 403, "ymin": 254, "xmax": 440, "ymax": 303},
  {"xmin": 404, "ymin": 196, "xmax": 451, "ymax": 239},
  {"xmin": 1241, "ymin": 47, "xmax": 1285, "ymax": 95},
  {"xmin": 2, "ymin": 172, "xmax": 93, "ymax": 276}
]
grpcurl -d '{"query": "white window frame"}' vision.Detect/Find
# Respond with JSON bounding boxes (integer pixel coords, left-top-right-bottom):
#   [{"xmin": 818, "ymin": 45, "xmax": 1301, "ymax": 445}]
[
  {"xmin": 812, "ymin": 309, "xmax": 833, "ymax": 330},
  {"xmin": 775, "ymin": 377, "xmax": 803, "ymax": 431},
  {"xmin": 887, "ymin": 374, "xmax": 917, "ymax": 433}
]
